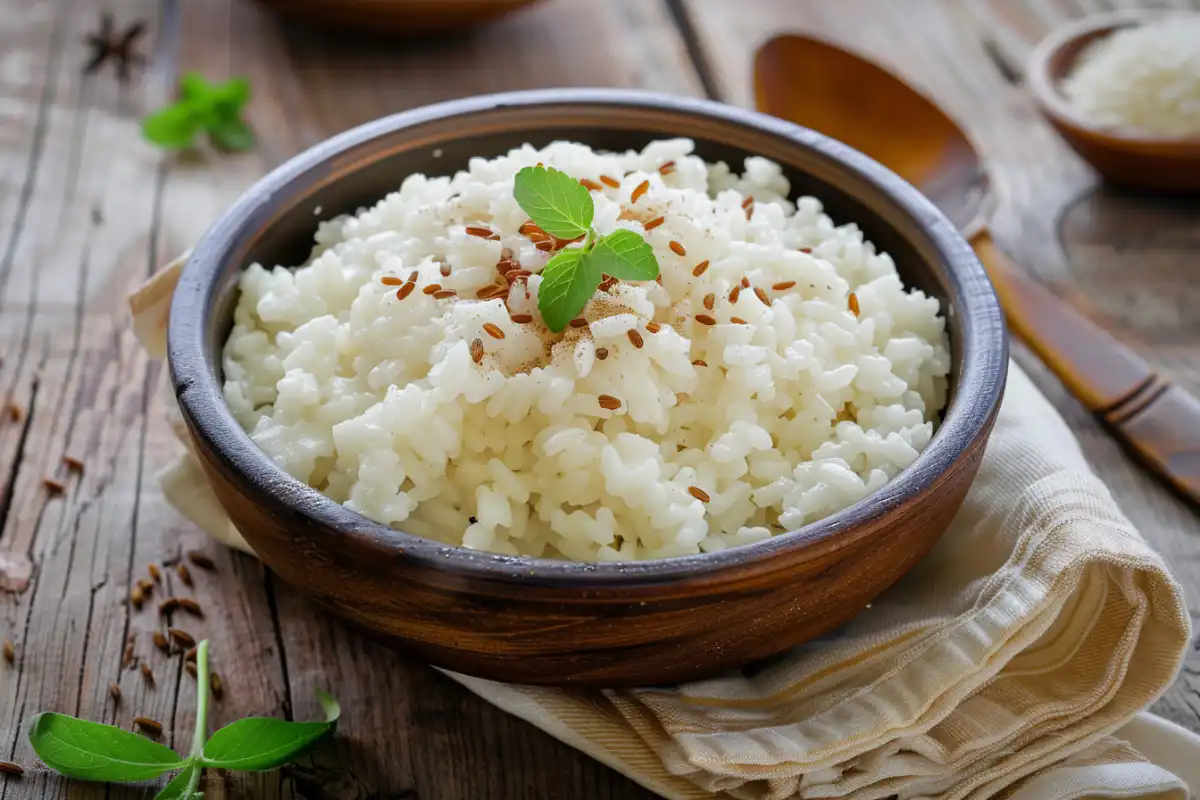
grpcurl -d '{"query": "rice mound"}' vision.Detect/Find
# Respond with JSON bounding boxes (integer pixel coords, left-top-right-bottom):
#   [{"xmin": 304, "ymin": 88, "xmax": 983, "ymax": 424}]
[{"xmin": 222, "ymin": 139, "xmax": 950, "ymax": 562}]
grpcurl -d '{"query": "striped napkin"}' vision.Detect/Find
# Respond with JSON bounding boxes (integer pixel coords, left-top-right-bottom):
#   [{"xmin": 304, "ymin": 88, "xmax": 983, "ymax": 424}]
[{"xmin": 132, "ymin": 257, "xmax": 1196, "ymax": 800}]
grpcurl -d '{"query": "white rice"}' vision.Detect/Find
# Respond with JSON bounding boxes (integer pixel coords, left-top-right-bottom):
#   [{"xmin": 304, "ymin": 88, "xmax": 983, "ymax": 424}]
[
  {"xmin": 1062, "ymin": 15, "xmax": 1200, "ymax": 138},
  {"xmin": 222, "ymin": 139, "xmax": 950, "ymax": 562}
]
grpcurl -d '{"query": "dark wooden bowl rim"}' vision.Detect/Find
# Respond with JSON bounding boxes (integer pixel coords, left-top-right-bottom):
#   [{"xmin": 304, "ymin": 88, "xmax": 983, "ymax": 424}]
[
  {"xmin": 1028, "ymin": 10, "xmax": 1200, "ymax": 147},
  {"xmin": 169, "ymin": 88, "xmax": 1006, "ymax": 588}
]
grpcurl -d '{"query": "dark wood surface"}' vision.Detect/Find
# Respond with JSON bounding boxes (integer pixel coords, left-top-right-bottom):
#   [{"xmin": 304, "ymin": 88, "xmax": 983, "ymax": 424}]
[{"xmin": 0, "ymin": 0, "xmax": 1197, "ymax": 797}]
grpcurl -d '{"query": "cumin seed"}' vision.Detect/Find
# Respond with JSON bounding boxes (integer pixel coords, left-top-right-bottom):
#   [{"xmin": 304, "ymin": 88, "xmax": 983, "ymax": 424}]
[
  {"xmin": 187, "ymin": 550, "xmax": 215, "ymax": 571},
  {"xmin": 158, "ymin": 597, "xmax": 180, "ymax": 615},
  {"xmin": 2, "ymin": 639, "xmax": 13, "ymax": 664},
  {"xmin": 470, "ymin": 339, "xmax": 484, "ymax": 365},
  {"xmin": 148, "ymin": 563, "xmax": 161, "ymax": 584},
  {"xmin": 396, "ymin": 282, "xmax": 416, "ymax": 301},
  {"xmin": 0, "ymin": 761, "xmax": 23, "ymax": 778},
  {"xmin": 569, "ymin": 318, "xmax": 588, "ymax": 329},
  {"xmin": 643, "ymin": 216, "xmax": 665, "ymax": 231},
  {"xmin": 703, "ymin": 293, "xmax": 715, "ymax": 311},
  {"xmin": 168, "ymin": 628, "xmax": 195, "ymax": 649},
  {"xmin": 465, "ymin": 225, "xmax": 494, "ymax": 239},
  {"xmin": 729, "ymin": 286, "xmax": 741, "ymax": 304},
  {"xmin": 176, "ymin": 563, "xmax": 193, "ymax": 587},
  {"xmin": 109, "ymin": 682, "xmax": 121, "ymax": 703},
  {"xmin": 43, "ymin": 478, "xmax": 65, "ymax": 494},
  {"xmin": 597, "ymin": 395, "xmax": 622, "ymax": 411},
  {"xmin": 579, "ymin": 178, "xmax": 603, "ymax": 191},
  {"xmin": 754, "ymin": 287, "xmax": 770, "ymax": 306},
  {"xmin": 772, "ymin": 281, "xmax": 796, "ymax": 290},
  {"xmin": 130, "ymin": 585, "xmax": 145, "ymax": 609},
  {"xmin": 140, "ymin": 662, "xmax": 154, "ymax": 686},
  {"xmin": 848, "ymin": 291, "xmax": 860, "ymax": 316},
  {"xmin": 432, "ymin": 289, "xmax": 457, "ymax": 299},
  {"xmin": 687, "ymin": 486, "xmax": 711, "ymax": 503},
  {"xmin": 6, "ymin": 404, "xmax": 22, "ymax": 422},
  {"xmin": 595, "ymin": 347, "xmax": 609, "ymax": 360},
  {"xmin": 210, "ymin": 671, "xmax": 224, "ymax": 700},
  {"xmin": 439, "ymin": 261, "xmax": 452, "ymax": 277},
  {"xmin": 694, "ymin": 314, "xmax": 716, "ymax": 326},
  {"xmin": 481, "ymin": 322, "xmax": 505, "ymax": 340},
  {"xmin": 741, "ymin": 276, "xmax": 751, "ymax": 289},
  {"xmin": 185, "ymin": 646, "xmax": 197, "ymax": 662},
  {"xmin": 730, "ymin": 317, "xmax": 748, "ymax": 325},
  {"xmin": 600, "ymin": 174, "xmax": 620, "ymax": 188},
  {"xmin": 381, "ymin": 275, "xmax": 404, "ymax": 286},
  {"xmin": 62, "ymin": 455, "xmax": 84, "ymax": 472},
  {"xmin": 185, "ymin": 661, "xmax": 197, "ymax": 678},
  {"xmin": 799, "ymin": 246, "xmax": 813, "ymax": 254},
  {"xmin": 510, "ymin": 313, "xmax": 533, "ymax": 324},
  {"xmin": 630, "ymin": 179, "xmax": 650, "ymax": 204},
  {"xmin": 177, "ymin": 597, "xmax": 203, "ymax": 618},
  {"xmin": 626, "ymin": 329, "xmax": 644, "ymax": 349},
  {"xmin": 658, "ymin": 160, "xmax": 676, "ymax": 175},
  {"xmin": 691, "ymin": 359, "xmax": 707, "ymax": 367},
  {"xmin": 645, "ymin": 321, "xmax": 662, "ymax": 334},
  {"xmin": 422, "ymin": 283, "xmax": 441, "ymax": 295},
  {"xmin": 691, "ymin": 259, "xmax": 710, "ymax": 277},
  {"xmin": 669, "ymin": 240, "xmax": 686, "ymax": 256},
  {"xmin": 153, "ymin": 631, "xmax": 169, "ymax": 653}
]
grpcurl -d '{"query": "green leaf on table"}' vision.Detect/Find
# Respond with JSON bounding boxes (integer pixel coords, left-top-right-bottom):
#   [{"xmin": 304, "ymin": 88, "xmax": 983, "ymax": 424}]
[
  {"xmin": 591, "ymin": 229, "xmax": 660, "ymax": 281},
  {"xmin": 537, "ymin": 248, "xmax": 599, "ymax": 333},
  {"xmin": 27, "ymin": 712, "xmax": 185, "ymax": 782},
  {"xmin": 155, "ymin": 762, "xmax": 202, "ymax": 799},
  {"xmin": 142, "ymin": 103, "xmax": 201, "ymax": 150},
  {"xmin": 200, "ymin": 691, "xmax": 340, "ymax": 771},
  {"xmin": 513, "ymin": 166, "xmax": 594, "ymax": 240},
  {"xmin": 210, "ymin": 76, "xmax": 250, "ymax": 111},
  {"xmin": 208, "ymin": 118, "xmax": 256, "ymax": 152}
]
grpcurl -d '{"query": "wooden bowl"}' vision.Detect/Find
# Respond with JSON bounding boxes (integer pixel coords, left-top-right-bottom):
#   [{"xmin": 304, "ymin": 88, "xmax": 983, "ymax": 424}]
[
  {"xmin": 252, "ymin": 0, "xmax": 543, "ymax": 36},
  {"xmin": 1027, "ymin": 11, "xmax": 1200, "ymax": 193},
  {"xmin": 168, "ymin": 89, "xmax": 1007, "ymax": 686}
]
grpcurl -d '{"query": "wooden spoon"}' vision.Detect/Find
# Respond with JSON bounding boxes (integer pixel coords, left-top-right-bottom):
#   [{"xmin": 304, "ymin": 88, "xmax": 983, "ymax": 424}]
[
  {"xmin": 1027, "ymin": 11, "xmax": 1200, "ymax": 194},
  {"xmin": 756, "ymin": 34, "xmax": 1200, "ymax": 506}
]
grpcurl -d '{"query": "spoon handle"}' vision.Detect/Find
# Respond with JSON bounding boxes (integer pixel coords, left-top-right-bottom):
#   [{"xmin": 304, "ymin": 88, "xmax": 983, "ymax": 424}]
[{"xmin": 972, "ymin": 231, "xmax": 1200, "ymax": 506}]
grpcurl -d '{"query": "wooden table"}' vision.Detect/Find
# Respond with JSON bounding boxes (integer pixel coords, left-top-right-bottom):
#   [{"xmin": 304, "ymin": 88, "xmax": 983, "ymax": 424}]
[{"xmin": 1, "ymin": 0, "xmax": 1198, "ymax": 796}]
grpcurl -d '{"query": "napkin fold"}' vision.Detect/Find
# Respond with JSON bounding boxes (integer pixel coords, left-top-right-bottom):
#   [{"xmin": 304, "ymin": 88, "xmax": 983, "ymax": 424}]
[{"xmin": 132, "ymin": 257, "xmax": 1195, "ymax": 800}]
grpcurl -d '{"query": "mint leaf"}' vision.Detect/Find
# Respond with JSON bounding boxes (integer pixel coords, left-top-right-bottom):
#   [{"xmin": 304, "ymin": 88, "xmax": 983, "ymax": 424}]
[
  {"xmin": 142, "ymin": 103, "xmax": 201, "ymax": 150},
  {"xmin": 537, "ymin": 248, "xmax": 598, "ymax": 333},
  {"xmin": 211, "ymin": 77, "xmax": 250, "ymax": 111},
  {"xmin": 156, "ymin": 763, "xmax": 202, "ymax": 799},
  {"xmin": 209, "ymin": 118, "xmax": 255, "ymax": 152},
  {"xmin": 200, "ymin": 692, "xmax": 339, "ymax": 771},
  {"xmin": 591, "ymin": 229, "xmax": 660, "ymax": 281},
  {"xmin": 27, "ymin": 712, "xmax": 185, "ymax": 781},
  {"xmin": 179, "ymin": 72, "xmax": 212, "ymax": 104},
  {"xmin": 514, "ymin": 166, "xmax": 593, "ymax": 240}
]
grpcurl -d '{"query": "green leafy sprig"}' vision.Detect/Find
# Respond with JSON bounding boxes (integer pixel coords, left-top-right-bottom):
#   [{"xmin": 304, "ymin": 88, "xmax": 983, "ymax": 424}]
[
  {"xmin": 515, "ymin": 166, "xmax": 660, "ymax": 332},
  {"xmin": 27, "ymin": 641, "xmax": 338, "ymax": 798},
  {"xmin": 141, "ymin": 73, "xmax": 255, "ymax": 152}
]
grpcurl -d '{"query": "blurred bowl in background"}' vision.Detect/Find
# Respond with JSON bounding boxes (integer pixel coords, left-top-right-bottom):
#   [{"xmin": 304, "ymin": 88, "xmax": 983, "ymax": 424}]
[{"xmin": 253, "ymin": 0, "xmax": 545, "ymax": 36}]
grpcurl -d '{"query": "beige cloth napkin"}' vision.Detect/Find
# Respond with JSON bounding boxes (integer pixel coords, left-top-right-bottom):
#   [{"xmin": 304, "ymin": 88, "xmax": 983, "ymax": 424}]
[{"xmin": 132, "ymin": 257, "xmax": 1195, "ymax": 800}]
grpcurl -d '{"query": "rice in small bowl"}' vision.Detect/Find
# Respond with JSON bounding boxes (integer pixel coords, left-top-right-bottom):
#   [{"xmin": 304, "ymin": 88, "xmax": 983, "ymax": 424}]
[{"xmin": 222, "ymin": 139, "xmax": 950, "ymax": 563}]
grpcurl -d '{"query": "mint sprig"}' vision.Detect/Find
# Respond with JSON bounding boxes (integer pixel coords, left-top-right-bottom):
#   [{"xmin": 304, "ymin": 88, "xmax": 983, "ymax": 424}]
[
  {"xmin": 27, "ymin": 641, "xmax": 337, "ymax": 797},
  {"xmin": 141, "ymin": 73, "xmax": 255, "ymax": 152},
  {"xmin": 514, "ymin": 166, "xmax": 661, "ymax": 332}
]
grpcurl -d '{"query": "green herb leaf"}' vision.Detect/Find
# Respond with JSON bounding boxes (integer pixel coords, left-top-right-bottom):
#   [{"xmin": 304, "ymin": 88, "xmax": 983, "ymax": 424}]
[
  {"xmin": 537, "ymin": 248, "xmax": 598, "ymax": 333},
  {"xmin": 210, "ymin": 77, "xmax": 250, "ymax": 112},
  {"xmin": 179, "ymin": 72, "xmax": 213, "ymax": 104},
  {"xmin": 513, "ymin": 166, "xmax": 594, "ymax": 240},
  {"xmin": 155, "ymin": 762, "xmax": 202, "ymax": 799},
  {"xmin": 208, "ymin": 118, "xmax": 255, "ymax": 152},
  {"xmin": 27, "ymin": 712, "xmax": 185, "ymax": 782},
  {"xmin": 141, "ymin": 103, "xmax": 201, "ymax": 150},
  {"xmin": 591, "ymin": 229, "xmax": 660, "ymax": 281},
  {"xmin": 200, "ymin": 692, "xmax": 339, "ymax": 771}
]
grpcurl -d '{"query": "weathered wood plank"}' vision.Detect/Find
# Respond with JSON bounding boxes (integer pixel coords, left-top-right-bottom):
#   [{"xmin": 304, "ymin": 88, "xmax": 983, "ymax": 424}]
[{"xmin": 681, "ymin": 0, "xmax": 1200, "ymax": 733}]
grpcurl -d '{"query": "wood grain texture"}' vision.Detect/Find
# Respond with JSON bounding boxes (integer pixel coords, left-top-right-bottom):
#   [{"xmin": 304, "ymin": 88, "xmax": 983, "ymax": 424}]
[
  {"xmin": 682, "ymin": 0, "xmax": 1200, "ymax": 736},
  {"xmin": 251, "ymin": 0, "xmax": 544, "ymax": 35},
  {"xmin": 168, "ymin": 91, "xmax": 1004, "ymax": 686}
]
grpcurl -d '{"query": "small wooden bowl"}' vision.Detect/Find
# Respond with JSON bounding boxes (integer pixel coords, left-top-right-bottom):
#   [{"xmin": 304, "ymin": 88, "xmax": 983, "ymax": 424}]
[
  {"xmin": 168, "ymin": 90, "xmax": 1007, "ymax": 686},
  {"xmin": 1028, "ymin": 11, "xmax": 1200, "ymax": 193},
  {"xmin": 253, "ymin": 0, "xmax": 544, "ymax": 36}
]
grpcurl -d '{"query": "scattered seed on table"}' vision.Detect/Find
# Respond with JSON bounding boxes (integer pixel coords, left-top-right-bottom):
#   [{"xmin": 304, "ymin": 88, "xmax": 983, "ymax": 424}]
[
  {"xmin": 122, "ymin": 636, "xmax": 135, "ymax": 667},
  {"xmin": 643, "ymin": 216, "xmax": 665, "ymax": 231},
  {"xmin": 595, "ymin": 347, "xmax": 609, "ymax": 361},
  {"xmin": 703, "ymin": 293, "xmax": 715, "ymax": 311},
  {"xmin": 0, "ymin": 761, "xmax": 23, "ymax": 778},
  {"xmin": 772, "ymin": 281, "xmax": 796, "ymax": 291},
  {"xmin": 62, "ymin": 455, "xmax": 84, "ymax": 473},
  {"xmin": 136, "ymin": 578, "xmax": 154, "ymax": 594},
  {"xmin": 600, "ymin": 175, "xmax": 620, "ymax": 188},
  {"xmin": 43, "ymin": 478, "xmax": 65, "ymax": 494},
  {"xmin": 396, "ymin": 282, "xmax": 416, "ymax": 301},
  {"xmin": 2, "ymin": 639, "xmax": 13, "ymax": 664},
  {"xmin": 848, "ymin": 291, "xmax": 860, "ymax": 316},
  {"xmin": 731, "ymin": 317, "xmax": 748, "ymax": 325},
  {"xmin": 728, "ymin": 286, "xmax": 741, "ymax": 304},
  {"xmin": 176, "ymin": 563, "xmax": 192, "ymax": 587},
  {"xmin": 669, "ymin": 241, "xmax": 686, "ymax": 257},
  {"xmin": 694, "ymin": 314, "xmax": 716, "ymax": 326},
  {"xmin": 579, "ymin": 178, "xmax": 603, "ymax": 191},
  {"xmin": 692, "ymin": 260, "xmax": 710, "ymax": 277},
  {"xmin": 483, "ymin": 322, "xmax": 505, "ymax": 340},
  {"xmin": 187, "ymin": 551, "xmax": 216, "ymax": 568},
  {"xmin": 168, "ymin": 628, "xmax": 195, "ymax": 649},
  {"xmin": 646, "ymin": 321, "xmax": 661, "ymax": 333},
  {"xmin": 148, "ymin": 563, "xmax": 161, "ymax": 584},
  {"xmin": 130, "ymin": 585, "xmax": 145, "ymax": 609},
  {"xmin": 470, "ymin": 339, "xmax": 484, "ymax": 365},
  {"xmin": 158, "ymin": 597, "xmax": 180, "ymax": 615},
  {"xmin": 688, "ymin": 486, "xmax": 711, "ymax": 503},
  {"xmin": 626, "ymin": 329, "xmax": 644, "ymax": 349},
  {"xmin": 6, "ymin": 404, "xmax": 22, "ymax": 422},
  {"xmin": 184, "ymin": 661, "xmax": 197, "ymax": 679},
  {"xmin": 210, "ymin": 671, "xmax": 224, "ymax": 700},
  {"xmin": 109, "ymin": 682, "xmax": 121, "ymax": 703},
  {"xmin": 133, "ymin": 717, "xmax": 162, "ymax": 736},
  {"xmin": 754, "ymin": 287, "xmax": 770, "ymax": 306},
  {"xmin": 630, "ymin": 179, "xmax": 650, "ymax": 204},
  {"xmin": 510, "ymin": 313, "xmax": 532, "ymax": 324},
  {"xmin": 422, "ymin": 283, "xmax": 441, "ymax": 295},
  {"xmin": 380, "ymin": 275, "xmax": 404, "ymax": 286},
  {"xmin": 177, "ymin": 597, "xmax": 203, "ymax": 618},
  {"xmin": 140, "ymin": 663, "xmax": 154, "ymax": 686},
  {"xmin": 153, "ymin": 631, "xmax": 169, "ymax": 653},
  {"xmin": 597, "ymin": 395, "xmax": 621, "ymax": 411},
  {"xmin": 184, "ymin": 646, "xmax": 197, "ymax": 662}
]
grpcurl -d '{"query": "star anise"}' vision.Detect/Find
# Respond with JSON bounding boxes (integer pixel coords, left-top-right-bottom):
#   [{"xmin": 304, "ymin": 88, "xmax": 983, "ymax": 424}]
[{"xmin": 82, "ymin": 13, "xmax": 147, "ymax": 83}]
